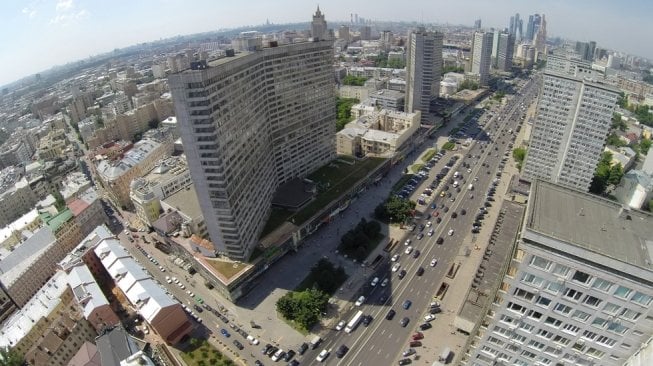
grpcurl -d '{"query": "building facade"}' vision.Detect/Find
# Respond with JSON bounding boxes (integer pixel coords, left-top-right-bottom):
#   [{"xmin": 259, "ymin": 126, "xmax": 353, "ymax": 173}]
[
  {"xmin": 311, "ymin": 6, "xmax": 328, "ymax": 40},
  {"xmin": 497, "ymin": 32, "xmax": 515, "ymax": 72},
  {"xmin": 522, "ymin": 71, "xmax": 620, "ymax": 191},
  {"xmin": 169, "ymin": 41, "xmax": 335, "ymax": 260},
  {"xmin": 471, "ymin": 31, "xmax": 493, "ymax": 86},
  {"xmin": 466, "ymin": 180, "xmax": 653, "ymax": 366},
  {"xmin": 405, "ymin": 28, "xmax": 443, "ymax": 123}
]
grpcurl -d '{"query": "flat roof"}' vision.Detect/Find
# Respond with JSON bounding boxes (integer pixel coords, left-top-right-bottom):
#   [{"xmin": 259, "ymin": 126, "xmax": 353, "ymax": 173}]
[
  {"xmin": 162, "ymin": 185, "xmax": 203, "ymax": 220},
  {"xmin": 526, "ymin": 180, "xmax": 653, "ymax": 270}
]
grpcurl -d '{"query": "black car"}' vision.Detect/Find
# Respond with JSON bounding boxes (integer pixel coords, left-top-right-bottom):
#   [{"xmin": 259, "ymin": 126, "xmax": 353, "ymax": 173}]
[
  {"xmin": 362, "ymin": 315, "xmax": 373, "ymax": 326},
  {"xmin": 255, "ymin": 361, "xmax": 265, "ymax": 366},
  {"xmin": 298, "ymin": 343, "xmax": 309, "ymax": 355},
  {"xmin": 266, "ymin": 346, "xmax": 278, "ymax": 356},
  {"xmin": 418, "ymin": 224, "xmax": 425, "ymax": 232},
  {"xmin": 436, "ymin": 237, "xmax": 444, "ymax": 245},
  {"xmin": 416, "ymin": 267, "xmax": 424, "ymax": 276},
  {"xmin": 400, "ymin": 317, "xmax": 410, "ymax": 327},
  {"xmin": 429, "ymin": 307, "xmax": 441, "ymax": 314},
  {"xmin": 412, "ymin": 249, "xmax": 421, "ymax": 258},
  {"xmin": 233, "ymin": 340, "xmax": 244, "ymax": 350},
  {"xmin": 436, "ymin": 217, "xmax": 442, "ymax": 223},
  {"xmin": 451, "ymin": 212, "xmax": 458, "ymax": 219},
  {"xmin": 283, "ymin": 350, "xmax": 296, "ymax": 362},
  {"xmin": 288, "ymin": 360, "xmax": 299, "ymax": 366},
  {"xmin": 262, "ymin": 344, "xmax": 273, "ymax": 355},
  {"xmin": 443, "ymin": 206, "xmax": 449, "ymax": 212},
  {"xmin": 336, "ymin": 345, "xmax": 349, "ymax": 358},
  {"xmin": 386, "ymin": 309, "xmax": 396, "ymax": 320},
  {"xmin": 420, "ymin": 322, "xmax": 433, "ymax": 330},
  {"xmin": 398, "ymin": 359, "xmax": 412, "ymax": 365},
  {"xmin": 398, "ymin": 269, "xmax": 407, "ymax": 279},
  {"xmin": 461, "ymin": 209, "xmax": 467, "ymax": 215},
  {"xmin": 417, "ymin": 233, "xmax": 424, "ymax": 240}
]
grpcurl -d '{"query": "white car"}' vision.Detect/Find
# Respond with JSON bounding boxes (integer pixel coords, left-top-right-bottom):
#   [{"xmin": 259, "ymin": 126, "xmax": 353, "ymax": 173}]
[
  {"xmin": 381, "ymin": 278, "xmax": 389, "ymax": 287},
  {"xmin": 424, "ymin": 314, "xmax": 436, "ymax": 322},
  {"xmin": 271, "ymin": 349, "xmax": 284, "ymax": 362},
  {"xmin": 247, "ymin": 335, "xmax": 260, "ymax": 345},
  {"xmin": 428, "ymin": 229, "xmax": 434, "ymax": 236},
  {"xmin": 430, "ymin": 258, "xmax": 438, "ymax": 267},
  {"xmin": 391, "ymin": 254, "xmax": 400, "ymax": 262},
  {"xmin": 404, "ymin": 239, "xmax": 412, "ymax": 246},
  {"xmin": 316, "ymin": 349, "xmax": 330, "ymax": 362},
  {"xmin": 404, "ymin": 246, "xmax": 413, "ymax": 255},
  {"xmin": 392, "ymin": 263, "xmax": 401, "ymax": 272},
  {"xmin": 355, "ymin": 296, "xmax": 365, "ymax": 306},
  {"xmin": 165, "ymin": 276, "xmax": 172, "ymax": 284},
  {"xmin": 370, "ymin": 277, "xmax": 379, "ymax": 287},
  {"xmin": 426, "ymin": 221, "xmax": 432, "ymax": 227},
  {"xmin": 335, "ymin": 320, "xmax": 346, "ymax": 331},
  {"xmin": 448, "ymin": 229, "xmax": 454, "ymax": 236}
]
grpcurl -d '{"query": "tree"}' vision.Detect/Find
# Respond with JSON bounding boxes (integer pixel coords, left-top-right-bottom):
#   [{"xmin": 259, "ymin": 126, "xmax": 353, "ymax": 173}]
[
  {"xmin": 0, "ymin": 348, "xmax": 24, "ymax": 366},
  {"xmin": 606, "ymin": 132, "xmax": 627, "ymax": 147},
  {"xmin": 512, "ymin": 147, "xmax": 526, "ymax": 170},
  {"xmin": 336, "ymin": 97, "xmax": 359, "ymax": 131},
  {"xmin": 589, "ymin": 152, "xmax": 614, "ymax": 194},
  {"xmin": 611, "ymin": 113, "xmax": 626, "ymax": 131},
  {"xmin": 342, "ymin": 75, "xmax": 368, "ymax": 86},
  {"xmin": 640, "ymin": 138, "xmax": 652, "ymax": 155},
  {"xmin": 52, "ymin": 191, "xmax": 66, "ymax": 211},
  {"xmin": 608, "ymin": 164, "xmax": 624, "ymax": 186},
  {"xmin": 616, "ymin": 92, "xmax": 628, "ymax": 109}
]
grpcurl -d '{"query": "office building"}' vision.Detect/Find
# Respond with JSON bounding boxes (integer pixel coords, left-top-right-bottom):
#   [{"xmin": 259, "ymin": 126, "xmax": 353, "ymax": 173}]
[
  {"xmin": 169, "ymin": 40, "xmax": 335, "ymax": 260},
  {"xmin": 471, "ymin": 31, "xmax": 493, "ymax": 86},
  {"xmin": 474, "ymin": 19, "xmax": 482, "ymax": 29},
  {"xmin": 311, "ymin": 6, "xmax": 328, "ymax": 40},
  {"xmin": 497, "ymin": 32, "xmax": 515, "ymax": 72},
  {"xmin": 522, "ymin": 71, "xmax": 620, "ymax": 191},
  {"xmin": 338, "ymin": 25, "xmax": 350, "ymax": 42},
  {"xmin": 405, "ymin": 28, "xmax": 443, "ymax": 123},
  {"xmin": 360, "ymin": 25, "xmax": 372, "ymax": 40},
  {"xmin": 467, "ymin": 180, "xmax": 653, "ymax": 366}
]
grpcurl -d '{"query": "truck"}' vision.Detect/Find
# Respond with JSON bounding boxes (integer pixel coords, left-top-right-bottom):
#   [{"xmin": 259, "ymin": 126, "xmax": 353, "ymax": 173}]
[
  {"xmin": 309, "ymin": 335, "xmax": 322, "ymax": 349},
  {"xmin": 345, "ymin": 310, "xmax": 364, "ymax": 333}
]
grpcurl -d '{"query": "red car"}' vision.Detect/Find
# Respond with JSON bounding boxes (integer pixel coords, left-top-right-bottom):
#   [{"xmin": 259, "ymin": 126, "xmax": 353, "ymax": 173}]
[
  {"xmin": 434, "ymin": 211, "xmax": 439, "ymax": 217},
  {"xmin": 412, "ymin": 332, "xmax": 424, "ymax": 340}
]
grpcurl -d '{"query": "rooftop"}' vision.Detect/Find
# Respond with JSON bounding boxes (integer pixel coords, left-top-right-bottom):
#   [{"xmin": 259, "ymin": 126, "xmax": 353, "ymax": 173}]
[
  {"xmin": 162, "ymin": 185, "xmax": 203, "ymax": 220},
  {"xmin": 68, "ymin": 264, "xmax": 111, "ymax": 320},
  {"xmin": 526, "ymin": 180, "xmax": 653, "ymax": 270},
  {"xmin": 0, "ymin": 227, "xmax": 56, "ymax": 286},
  {"xmin": 96, "ymin": 326, "xmax": 146, "ymax": 366},
  {"xmin": 59, "ymin": 225, "xmax": 113, "ymax": 270},
  {"xmin": 96, "ymin": 139, "xmax": 161, "ymax": 181},
  {"xmin": 0, "ymin": 208, "xmax": 40, "ymax": 244}
]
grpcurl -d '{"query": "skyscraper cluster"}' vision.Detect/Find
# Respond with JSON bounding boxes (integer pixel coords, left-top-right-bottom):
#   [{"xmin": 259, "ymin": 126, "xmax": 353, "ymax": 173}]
[
  {"xmin": 405, "ymin": 28, "xmax": 443, "ymax": 123},
  {"xmin": 509, "ymin": 13, "xmax": 523, "ymax": 41}
]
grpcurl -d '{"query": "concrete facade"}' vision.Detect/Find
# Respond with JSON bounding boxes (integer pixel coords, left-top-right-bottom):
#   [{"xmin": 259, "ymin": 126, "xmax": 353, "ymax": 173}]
[{"xmin": 405, "ymin": 29, "xmax": 443, "ymax": 123}]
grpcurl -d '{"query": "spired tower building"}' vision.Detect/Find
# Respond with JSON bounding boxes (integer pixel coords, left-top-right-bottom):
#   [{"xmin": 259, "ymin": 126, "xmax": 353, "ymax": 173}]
[{"xmin": 311, "ymin": 6, "xmax": 328, "ymax": 40}]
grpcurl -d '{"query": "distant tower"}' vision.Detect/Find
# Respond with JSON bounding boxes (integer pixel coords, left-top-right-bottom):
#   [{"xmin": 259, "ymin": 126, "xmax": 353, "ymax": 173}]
[
  {"xmin": 497, "ymin": 32, "xmax": 515, "ymax": 72},
  {"xmin": 338, "ymin": 25, "xmax": 350, "ymax": 42},
  {"xmin": 471, "ymin": 31, "xmax": 493, "ymax": 86},
  {"xmin": 474, "ymin": 19, "xmax": 482, "ymax": 29},
  {"xmin": 405, "ymin": 28, "xmax": 443, "ymax": 123},
  {"xmin": 311, "ymin": 5, "xmax": 327, "ymax": 40}
]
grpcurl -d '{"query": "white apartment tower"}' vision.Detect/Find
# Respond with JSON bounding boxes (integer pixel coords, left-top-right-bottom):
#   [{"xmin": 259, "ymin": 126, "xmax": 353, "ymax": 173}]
[
  {"xmin": 467, "ymin": 180, "xmax": 653, "ymax": 366},
  {"xmin": 405, "ymin": 28, "xmax": 443, "ymax": 124},
  {"xmin": 471, "ymin": 31, "xmax": 493, "ymax": 86},
  {"xmin": 168, "ymin": 40, "xmax": 336, "ymax": 260},
  {"xmin": 522, "ymin": 71, "xmax": 619, "ymax": 191},
  {"xmin": 311, "ymin": 6, "xmax": 328, "ymax": 41},
  {"xmin": 497, "ymin": 32, "xmax": 515, "ymax": 72}
]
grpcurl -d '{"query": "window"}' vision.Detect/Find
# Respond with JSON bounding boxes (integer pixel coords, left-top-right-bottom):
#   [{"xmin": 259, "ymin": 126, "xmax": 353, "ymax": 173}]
[
  {"xmin": 583, "ymin": 295, "xmax": 602, "ymax": 307},
  {"xmin": 529, "ymin": 255, "xmax": 553, "ymax": 271},
  {"xmin": 572, "ymin": 309, "xmax": 591, "ymax": 322},
  {"xmin": 607, "ymin": 322, "xmax": 629, "ymax": 334},
  {"xmin": 507, "ymin": 302, "xmax": 527, "ymax": 315},
  {"xmin": 586, "ymin": 347, "xmax": 605, "ymax": 358},
  {"xmin": 553, "ymin": 334, "xmax": 570, "ymax": 346},
  {"xmin": 596, "ymin": 335, "xmax": 617, "ymax": 347},
  {"xmin": 535, "ymin": 296, "xmax": 551, "ymax": 307},
  {"xmin": 488, "ymin": 336, "xmax": 506, "ymax": 347},
  {"xmin": 553, "ymin": 303, "xmax": 573, "ymax": 315},
  {"xmin": 500, "ymin": 314, "xmax": 516, "ymax": 325},
  {"xmin": 528, "ymin": 310, "xmax": 543, "ymax": 320},
  {"xmin": 592, "ymin": 317, "xmax": 608, "ymax": 328},
  {"xmin": 552, "ymin": 263, "xmax": 570, "ymax": 277},
  {"xmin": 602, "ymin": 302, "xmax": 620, "ymax": 315},
  {"xmin": 562, "ymin": 323, "xmax": 581, "ymax": 335},
  {"xmin": 512, "ymin": 333, "xmax": 527, "ymax": 343},
  {"xmin": 545, "ymin": 281, "xmax": 562, "ymax": 294},
  {"xmin": 519, "ymin": 322, "xmax": 535, "ymax": 332},
  {"xmin": 592, "ymin": 278, "xmax": 613, "ymax": 292},
  {"xmin": 544, "ymin": 346, "xmax": 562, "ymax": 356},
  {"xmin": 583, "ymin": 330, "xmax": 598, "ymax": 340},
  {"xmin": 572, "ymin": 342, "xmax": 585, "ymax": 352},
  {"xmin": 564, "ymin": 288, "xmax": 583, "ymax": 301},
  {"xmin": 521, "ymin": 272, "xmax": 545, "ymax": 287},
  {"xmin": 631, "ymin": 291, "xmax": 653, "ymax": 306},
  {"xmin": 528, "ymin": 340, "xmax": 545, "ymax": 350},
  {"xmin": 614, "ymin": 285, "xmax": 632, "ymax": 299},
  {"xmin": 545, "ymin": 316, "xmax": 562, "ymax": 328},
  {"xmin": 521, "ymin": 350, "xmax": 537, "ymax": 359},
  {"xmin": 572, "ymin": 270, "xmax": 592, "ymax": 285},
  {"xmin": 537, "ymin": 328, "xmax": 554, "ymax": 339},
  {"xmin": 514, "ymin": 288, "xmax": 536, "ymax": 301},
  {"xmin": 619, "ymin": 308, "xmax": 641, "ymax": 321}
]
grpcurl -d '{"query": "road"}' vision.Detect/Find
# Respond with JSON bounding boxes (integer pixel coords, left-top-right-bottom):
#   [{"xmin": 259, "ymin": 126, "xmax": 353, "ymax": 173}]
[{"xmin": 303, "ymin": 76, "xmax": 540, "ymax": 366}]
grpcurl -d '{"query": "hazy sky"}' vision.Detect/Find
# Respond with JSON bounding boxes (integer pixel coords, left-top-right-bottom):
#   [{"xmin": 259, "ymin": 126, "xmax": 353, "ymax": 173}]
[{"xmin": 1, "ymin": 0, "xmax": 652, "ymax": 87}]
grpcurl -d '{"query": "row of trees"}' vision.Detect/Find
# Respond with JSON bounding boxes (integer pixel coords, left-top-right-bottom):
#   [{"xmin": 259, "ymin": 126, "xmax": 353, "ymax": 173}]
[
  {"xmin": 458, "ymin": 80, "xmax": 479, "ymax": 91},
  {"xmin": 589, "ymin": 152, "xmax": 624, "ymax": 194},
  {"xmin": 442, "ymin": 66, "xmax": 464, "ymax": 75},
  {"xmin": 276, "ymin": 288, "xmax": 329, "ymax": 331},
  {"xmin": 342, "ymin": 75, "xmax": 368, "ymax": 86},
  {"xmin": 374, "ymin": 196, "xmax": 415, "ymax": 224},
  {"xmin": 336, "ymin": 97, "xmax": 359, "ymax": 131},
  {"xmin": 512, "ymin": 147, "xmax": 526, "ymax": 171},
  {"xmin": 338, "ymin": 218, "xmax": 382, "ymax": 261},
  {"xmin": 300, "ymin": 258, "xmax": 348, "ymax": 295}
]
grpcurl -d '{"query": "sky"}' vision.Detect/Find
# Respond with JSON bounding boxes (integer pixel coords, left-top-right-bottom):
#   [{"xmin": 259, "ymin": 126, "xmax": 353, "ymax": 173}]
[{"xmin": 1, "ymin": 0, "xmax": 652, "ymax": 87}]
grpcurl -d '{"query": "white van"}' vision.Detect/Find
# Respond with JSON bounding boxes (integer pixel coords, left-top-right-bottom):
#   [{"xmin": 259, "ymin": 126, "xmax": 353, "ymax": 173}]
[{"xmin": 439, "ymin": 347, "xmax": 453, "ymax": 363}]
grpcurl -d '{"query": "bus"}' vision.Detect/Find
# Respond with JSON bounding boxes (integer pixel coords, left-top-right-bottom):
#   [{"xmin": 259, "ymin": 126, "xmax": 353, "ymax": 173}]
[{"xmin": 345, "ymin": 310, "xmax": 364, "ymax": 333}]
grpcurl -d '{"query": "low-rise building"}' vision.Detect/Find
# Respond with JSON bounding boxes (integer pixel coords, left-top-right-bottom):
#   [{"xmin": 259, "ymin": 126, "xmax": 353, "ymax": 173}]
[
  {"xmin": 605, "ymin": 146, "xmax": 637, "ymax": 170},
  {"xmin": 96, "ymin": 326, "xmax": 154, "ymax": 366},
  {"xmin": 0, "ymin": 167, "xmax": 38, "ymax": 228},
  {"xmin": 67, "ymin": 188, "xmax": 109, "ymax": 240},
  {"xmin": 60, "ymin": 171, "xmax": 92, "ymax": 202},
  {"xmin": 0, "ymin": 208, "xmax": 42, "ymax": 250},
  {"xmin": 369, "ymin": 89, "xmax": 405, "ymax": 111},
  {"xmin": 37, "ymin": 128, "xmax": 70, "ymax": 160},
  {"xmin": 614, "ymin": 170, "xmax": 653, "ymax": 209},
  {"xmin": 67, "ymin": 264, "xmax": 120, "ymax": 332}
]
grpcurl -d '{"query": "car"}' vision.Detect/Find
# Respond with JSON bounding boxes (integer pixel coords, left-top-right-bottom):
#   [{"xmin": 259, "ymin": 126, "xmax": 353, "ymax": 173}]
[
  {"xmin": 404, "ymin": 246, "xmax": 413, "ymax": 255},
  {"xmin": 193, "ymin": 304, "xmax": 203, "ymax": 313},
  {"xmin": 262, "ymin": 344, "xmax": 272, "ymax": 355},
  {"xmin": 220, "ymin": 329, "xmax": 231, "ymax": 337},
  {"xmin": 409, "ymin": 340, "xmax": 422, "ymax": 347},
  {"xmin": 271, "ymin": 349, "xmax": 285, "ymax": 361},
  {"xmin": 420, "ymin": 322, "xmax": 433, "ymax": 330},
  {"xmin": 398, "ymin": 269, "xmax": 407, "ymax": 279},
  {"xmin": 461, "ymin": 209, "xmax": 467, "ymax": 215},
  {"xmin": 412, "ymin": 250, "xmax": 420, "ymax": 258},
  {"xmin": 255, "ymin": 361, "xmax": 265, "ymax": 366},
  {"xmin": 426, "ymin": 221, "xmax": 432, "ymax": 227},
  {"xmin": 430, "ymin": 258, "xmax": 438, "ymax": 267},
  {"xmin": 424, "ymin": 314, "xmax": 436, "ymax": 322},
  {"xmin": 335, "ymin": 320, "xmax": 346, "ymax": 331},
  {"xmin": 436, "ymin": 237, "xmax": 444, "ymax": 245},
  {"xmin": 403, "ymin": 300, "xmax": 412, "ymax": 309},
  {"xmin": 362, "ymin": 315, "xmax": 373, "ymax": 326},
  {"xmin": 392, "ymin": 263, "xmax": 401, "ymax": 272},
  {"xmin": 448, "ymin": 229, "xmax": 454, "ymax": 236},
  {"xmin": 404, "ymin": 239, "xmax": 412, "ymax": 246},
  {"xmin": 336, "ymin": 345, "xmax": 349, "ymax": 358},
  {"xmin": 391, "ymin": 254, "xmax": 400, "ymax": 262},
  {"xmin": 233, "ymin": 340, "xmax": 244, "ymax": 350},
  {"xmin": 430, "ymin": 203, "xmax": 437, "ymax": 209},
  {"xmin": 416, "ymin": 267, "xmax": 425, "ymax": 276},
  {"xmin": 402, "ymin": 348, "xmax": 416, "ymax": 357},
  {"xmin": 400, "ymin": 317, "xmax": 410, "ymax": 327},
  {"xmin": 266, "ymin": 346, "xmax": 278, "ymax": 357},
  {"xmin": 316, "ymin": 349, "xmax": 330, "ymax": 362},
  {"xmin": 165, "ymin": 276, "xmax": 172, "ymax": 284},
  {"xmin": 398, "ymin": 359, "xmax": 412, "ymax": 365},
  {"xmin": 412, "ymin": 332, "xmax": 424, "ymax": 340},
  {"xmin": 427, "ymin": 228, "xmax": 434, "ymax": 236},
  {"xmin": 355, "ymin": 296, "xmax": 365, "ymax": 306},
  {"xmin": 298, "ymin": 343, "xmax": 309, "ymax": 355},
  {"xmin": 370, "ymin": 277, "xmax": 379, "ymax": 287},
  {"xmin": 416, "ymin": 233, "xmax": 424, "ymax": 240},
  {"xmin": 436, "ymin": 217, "xmax": 442, "ymax": 223},
  {"xmin": 471, "ymin": 228, "xmax": 480, "ymax": 234},
  {"xmin": 451, "ymin": 212, "xmax": 458, "ymax": 218},
  {"xmin": 284, "ymin": 350, "xmax": 296, "ymax": 362},
  {"xmin": 381, "ymin": 278, "xmax": 389, "ymax": 287},
  {"xmin": 386, "ymin": 309, "xmax": 396, "ymax": 320},
  {"xmin": 443, "ymin": 206, "xmax": 449, "ymax": 213}
]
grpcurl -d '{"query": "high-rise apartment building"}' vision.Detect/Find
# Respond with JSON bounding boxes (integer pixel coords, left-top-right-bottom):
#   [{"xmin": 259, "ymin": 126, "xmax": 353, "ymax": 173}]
[
  {"xmin": 522, "ymin": 71, "xmax": 620, "ymax": 191},
  {"xmin": 169, "ymin": 40, "xmax": 335, "ymax": 260},
  {"xmin": 360, "ymin": 25, "xmax": 372, "ymax": 40},
  {"xmin": 338, "ymin": 25, "xmax": 350, "ymax": 42},
  {"xmin": 311, "ymin": 6, "xmax": 327, "ymax": 40},
  {"xmin": 405, "ymin": 28, "xmax": 443, "ymax": 124},
  {"xmin": 497, "ymin": 32, "xmax": 515, "ymax": 72},
  {"xmin": 466, "ymin": 180, "xmax": 653, "ymax": 366},
  {"xmin": 471, "ymin": 31, "xmax": 493, "ymax": 86}
]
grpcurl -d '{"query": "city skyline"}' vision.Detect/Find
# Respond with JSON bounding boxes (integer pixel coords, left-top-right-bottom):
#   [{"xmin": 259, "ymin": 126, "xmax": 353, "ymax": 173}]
[{"xmin": 1, "ymin": 0, "xmax": 652, "ymax": 87}]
